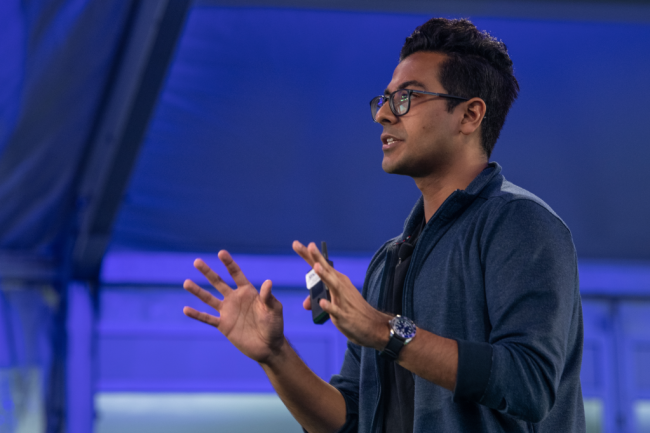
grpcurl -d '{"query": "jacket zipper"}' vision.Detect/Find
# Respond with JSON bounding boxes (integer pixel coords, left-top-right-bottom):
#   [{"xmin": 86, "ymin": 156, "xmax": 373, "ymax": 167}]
[{"xmin": 401, "ymin": 190, "xmax": 460, "ymax": 319}]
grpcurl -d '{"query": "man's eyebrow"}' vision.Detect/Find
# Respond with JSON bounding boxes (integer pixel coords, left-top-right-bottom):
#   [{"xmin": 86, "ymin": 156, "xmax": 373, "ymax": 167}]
[{"xmin": 383, "ymin": 80, "xmax": 427, "ymax": 96}]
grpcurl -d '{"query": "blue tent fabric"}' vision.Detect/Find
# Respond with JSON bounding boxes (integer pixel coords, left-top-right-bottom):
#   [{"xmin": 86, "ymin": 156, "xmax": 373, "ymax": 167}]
[
  {"xmin": 2, "ymin": 3, "xmax": 650, "ymax": 263},
  {"xmin": 110, "ymin": 7, "xmax": 650, "ymax": 259},
  {"xmin": 0, "ymin": 0, "xmax": 24, "ymax": 156},
  {"xmin": 0, "ymin": 283, "xmax": 58, "ymax": 432},
  {"xmin": 0, "ymin": 0, "xmax": 133, "ymax": 259},
  {"xmin": 110, "ymin": 7, "xmax": 423, "ymax": 255},
  {"xmin": 0, "ymin": 1, "xmax": 133, "ymax": 431}
]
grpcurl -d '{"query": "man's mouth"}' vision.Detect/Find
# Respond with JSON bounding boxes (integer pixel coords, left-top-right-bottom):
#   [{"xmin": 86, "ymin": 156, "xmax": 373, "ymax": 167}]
[{"xmin": 383, "ymin": 136, "xmax": 402, "ymax": 150}]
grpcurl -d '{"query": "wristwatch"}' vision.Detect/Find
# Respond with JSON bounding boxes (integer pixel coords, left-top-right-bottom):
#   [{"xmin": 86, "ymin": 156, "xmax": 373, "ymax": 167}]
[{"xmin": 379, "ymin": 315, "xmax": 417, "ymax": 361}]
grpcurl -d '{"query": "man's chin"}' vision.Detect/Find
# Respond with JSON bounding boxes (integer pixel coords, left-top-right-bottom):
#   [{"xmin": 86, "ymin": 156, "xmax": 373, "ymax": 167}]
[
  {"xmin": 382, "ymin": 157, "xmax": 432, "ymax": 178},
  {"xmin": 382, "ymin": 160, "xmax": 411, "ymax": 176}
]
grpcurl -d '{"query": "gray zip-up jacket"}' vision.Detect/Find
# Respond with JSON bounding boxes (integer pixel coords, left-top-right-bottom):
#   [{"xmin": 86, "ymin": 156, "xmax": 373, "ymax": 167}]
[{"xmin": 329, "ymin": 162, "xmax": 585, "ymax": 432}]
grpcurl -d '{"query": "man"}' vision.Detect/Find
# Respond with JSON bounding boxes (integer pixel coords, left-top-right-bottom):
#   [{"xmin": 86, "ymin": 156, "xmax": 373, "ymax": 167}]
[{"xmin": 182, "ymin": 18, "xmax": 585, "ymax": 432}]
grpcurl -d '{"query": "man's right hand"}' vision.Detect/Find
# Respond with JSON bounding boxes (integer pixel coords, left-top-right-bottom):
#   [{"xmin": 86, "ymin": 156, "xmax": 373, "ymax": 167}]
[
  {"xmin": 182, "ymin": 250, "xmax": 285, "ymax": 365},
  {"xmin": 183, "ymin": 249, "xmax": 347, "ymax": 433}
]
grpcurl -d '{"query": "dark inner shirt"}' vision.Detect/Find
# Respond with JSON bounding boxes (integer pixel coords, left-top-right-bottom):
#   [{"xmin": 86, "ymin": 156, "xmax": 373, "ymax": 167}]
[{"xmin": 382, "ymin": 217, "xmax": 425, "ymax": 433}]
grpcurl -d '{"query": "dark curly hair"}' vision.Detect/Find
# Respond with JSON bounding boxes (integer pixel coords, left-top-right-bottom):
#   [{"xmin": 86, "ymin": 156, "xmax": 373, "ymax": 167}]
[{"xmin": 400, "ymin": 18, "xmax": 519, "ymax": 158}]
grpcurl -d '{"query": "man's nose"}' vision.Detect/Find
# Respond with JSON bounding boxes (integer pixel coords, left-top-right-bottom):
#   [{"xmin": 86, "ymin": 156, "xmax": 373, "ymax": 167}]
[{"xmin": 375, "ymin": 101, "xmax": 397, "ymax": 125}]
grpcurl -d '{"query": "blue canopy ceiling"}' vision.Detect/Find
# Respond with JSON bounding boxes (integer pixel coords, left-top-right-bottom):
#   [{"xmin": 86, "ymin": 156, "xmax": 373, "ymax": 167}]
[
  {"xmin": 1, "ymin": 1, "xmax": 650, "ymax": 273},
  {"xmin": 110, "ymin": 7, "xmax": 650, "ymax": 258}
]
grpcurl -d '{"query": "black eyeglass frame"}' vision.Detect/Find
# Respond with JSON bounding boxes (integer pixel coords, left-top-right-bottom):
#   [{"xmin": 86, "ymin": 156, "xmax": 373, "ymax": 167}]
[{"xmin": 370, "ymin": 89, "xmax": 470, "ymax": 122}]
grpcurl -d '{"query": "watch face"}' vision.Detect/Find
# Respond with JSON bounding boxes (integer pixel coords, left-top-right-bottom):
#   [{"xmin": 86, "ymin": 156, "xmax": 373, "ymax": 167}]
[{"xmin": 391, "ymin": 316, "xmax": 416, "ymax": 339}]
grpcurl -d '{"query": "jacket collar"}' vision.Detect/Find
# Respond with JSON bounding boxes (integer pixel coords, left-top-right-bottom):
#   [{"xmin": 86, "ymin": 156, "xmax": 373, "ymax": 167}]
[{"xmin": 401, "ymin": 162, "xmax": 502, "ymax": 238}]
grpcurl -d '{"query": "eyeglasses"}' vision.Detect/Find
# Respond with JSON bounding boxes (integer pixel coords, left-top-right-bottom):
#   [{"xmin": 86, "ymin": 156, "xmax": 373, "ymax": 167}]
[{"xmin": 370, "ymin": 89, "xmax": 469, "ymax": 122}]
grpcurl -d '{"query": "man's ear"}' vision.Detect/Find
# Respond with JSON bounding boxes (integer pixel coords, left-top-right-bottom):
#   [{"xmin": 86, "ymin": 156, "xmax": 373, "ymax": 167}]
[{"xmin": 459, "ymin": 97, "xmax": 487, "ymax": 136}]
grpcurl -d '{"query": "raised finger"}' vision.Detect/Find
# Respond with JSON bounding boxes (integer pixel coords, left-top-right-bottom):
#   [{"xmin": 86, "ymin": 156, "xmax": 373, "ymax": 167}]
[
  {"xmin": 183, "ymin": 279, "xmax": 223, "ymax": 311},
  {"xmin": 183, "ymin": 306, "xmax": 220, "ymax": 328},
  {"xmin": 259, "ymin": 280, "xmax": 277, "ymax": 309},
  {"xmin": 194, "ymin": 258, "xmax": 232, "ymax": 296},
  {"xmin": 319, "ymin": 298, "xmax": 341, "ymax": 318},
  {"xmin": 313, "ymin": 262, "xmax": 340, "ymax": 298},
  {"xmin": 292, "ymin": 240, "xmax": 316, "ymax": 267},
  {"xmin": 306, "ymin": 242, "xmax": 330, "ymax": 269},
  {"xmin": 218, "ymin": 250, "xmax": 251, "ymax": 287},
  {"xmin": 308, "ymin": 243, "xmax": 339, "ymax": 291}
]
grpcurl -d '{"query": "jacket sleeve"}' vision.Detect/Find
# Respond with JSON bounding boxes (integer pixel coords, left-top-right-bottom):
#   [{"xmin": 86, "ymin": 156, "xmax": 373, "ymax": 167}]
[
  {"xmin": 326, "ymin": 341, "xmax": 362, "ymax": 433},
  {"xmin": 452, "ymin": 198, "xmax": 580, "ymax": 423}
]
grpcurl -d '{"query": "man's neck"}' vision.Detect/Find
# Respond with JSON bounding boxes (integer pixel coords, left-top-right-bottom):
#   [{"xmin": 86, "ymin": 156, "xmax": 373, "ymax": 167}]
[{"xmin": 414, "ymin": 158, "xmax": 488, "ymax": 223}]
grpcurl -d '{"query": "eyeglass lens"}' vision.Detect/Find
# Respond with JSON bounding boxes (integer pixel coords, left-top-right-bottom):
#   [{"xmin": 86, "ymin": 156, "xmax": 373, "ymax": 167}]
[
  {"xmin": 394, "ymin": 89, "xmax": 410, "ymax": 115},
  {"xmin": 371, "ymin": 89, "xmax": 411, "ymax": 121},
  {"xmin": 371, "ymin": 97, "xmax": 383, "ymax": 121}
]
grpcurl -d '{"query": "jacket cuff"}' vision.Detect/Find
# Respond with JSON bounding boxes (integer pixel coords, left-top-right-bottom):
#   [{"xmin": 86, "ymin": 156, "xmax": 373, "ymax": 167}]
[
  {"xmin": 301, "ymin": 377, "xmax": 358, "ymax": 433},
  {"xmin": 452, "ymin": 339, "xmax": 493, "ymax": 403},
  {"xmin": 332, "ymin": 387, "xmax": 359, "ymax": 433}
]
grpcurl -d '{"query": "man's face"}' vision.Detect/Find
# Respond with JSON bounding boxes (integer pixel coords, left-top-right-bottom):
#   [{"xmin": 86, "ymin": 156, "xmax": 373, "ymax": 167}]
[{"xmin": 377, "ymin": 51, "xmax": 463, "ymax": 178}]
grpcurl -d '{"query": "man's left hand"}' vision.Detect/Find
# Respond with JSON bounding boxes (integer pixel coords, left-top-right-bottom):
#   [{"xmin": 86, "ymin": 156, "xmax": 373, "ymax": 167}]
[{"xmin": 293, "ymin": 241, "xmax": 391, "ymax": 351}]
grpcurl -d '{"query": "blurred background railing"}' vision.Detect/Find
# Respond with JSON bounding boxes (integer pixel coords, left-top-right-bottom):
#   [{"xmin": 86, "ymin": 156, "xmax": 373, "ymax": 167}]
[{"xmin": 1, "ymin": 0, "xmax": 649, "ymax": 432}]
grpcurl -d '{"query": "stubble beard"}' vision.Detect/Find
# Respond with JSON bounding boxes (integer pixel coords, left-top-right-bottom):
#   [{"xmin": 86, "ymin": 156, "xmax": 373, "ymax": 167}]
[
  {"xmin": 382, "ymin": 144, "xmax": 453, "ymax": 179},
  {"xmin": 383, "ymin": 156, "xmax": 430, "ymax": 178}
]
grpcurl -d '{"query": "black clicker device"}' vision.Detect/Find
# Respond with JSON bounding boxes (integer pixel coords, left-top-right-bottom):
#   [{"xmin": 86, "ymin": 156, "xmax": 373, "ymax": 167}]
[{"xmin": 305, "ymin": 241, "xmax": 333, "ymax": 324}]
